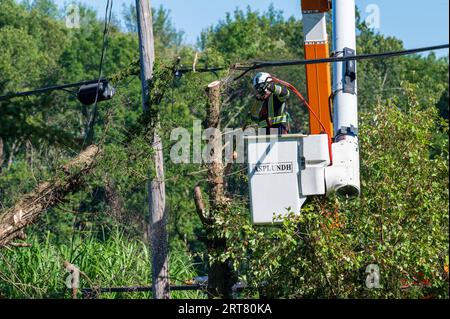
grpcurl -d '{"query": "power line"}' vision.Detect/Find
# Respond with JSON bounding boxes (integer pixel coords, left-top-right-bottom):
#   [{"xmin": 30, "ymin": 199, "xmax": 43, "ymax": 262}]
[
  {"xmin": 83, "ymin": 0, "xmax": 114, "ymax": 147},
  {"xmin": 172, "ymin": 44, "xmax": 450, "ymax": 81},
  {"xmin": 0, "ymin": 44, "xmax": 447, "ymax": 102},
  {"xmin": 232, "ymin": 44, "xmax": 449, "ymax": 80},
  {"xmin": 0, "ymin": 79, "xmax": 105, "ymax": 102},
  {"xmin": 0, "ymin": 64, "xmax": 222, "ymax": 101},
  {"xmin": 0, "ymin": 3, "xmax": 115, "ymax": 104}
]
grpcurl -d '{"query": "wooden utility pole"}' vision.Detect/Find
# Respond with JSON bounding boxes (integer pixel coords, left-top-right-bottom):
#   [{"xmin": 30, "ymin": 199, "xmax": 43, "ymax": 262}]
[{"xmin": 136, "ymin": 0, "xmax": 170, "ymax": 299}]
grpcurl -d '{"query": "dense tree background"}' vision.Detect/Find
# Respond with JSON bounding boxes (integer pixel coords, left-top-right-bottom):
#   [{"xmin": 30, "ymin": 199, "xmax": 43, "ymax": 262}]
[{"xmin": 0, "ymin": 0, "xmax": 448, "ymax": 298}]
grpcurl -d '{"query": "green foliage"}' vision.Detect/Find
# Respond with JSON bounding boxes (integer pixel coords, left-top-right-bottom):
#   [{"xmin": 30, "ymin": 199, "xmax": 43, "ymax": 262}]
[
  {"xmin": 356, "ymin": 15, "xmax": 449, "ymax": 114},
  {"xmin": 437, "ymin": 87, "xmax": 449, "ymax": 120},
  {"xmin": 219, "ymin": 84, "xmax": 449, "ymax": 298},
  {"xmin": 0, "ymin": 229, "xmax": 202, "ymax": 299}
]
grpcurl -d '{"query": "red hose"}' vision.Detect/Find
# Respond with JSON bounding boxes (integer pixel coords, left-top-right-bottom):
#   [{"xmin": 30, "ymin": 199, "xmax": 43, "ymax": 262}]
[{"xmin": 270, "ymin": 76, "xmax": 333, "ymax": 165}]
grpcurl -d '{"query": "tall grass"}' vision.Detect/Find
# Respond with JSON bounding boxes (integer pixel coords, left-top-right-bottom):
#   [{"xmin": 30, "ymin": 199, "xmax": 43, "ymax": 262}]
[{"xmin": 0, "ymin": 229, "xmax": 203, "ymax": 299}]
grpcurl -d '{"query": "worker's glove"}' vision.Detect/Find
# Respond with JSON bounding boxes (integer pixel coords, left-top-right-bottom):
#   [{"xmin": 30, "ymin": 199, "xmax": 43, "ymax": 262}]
[
  {"xmin": 256, "ymin": 84, "xmax": 266, "ymax": 96},
  {"xmin": 265, "ymin": 82, "xmax": 276, "ymax": 93},
  {"xmin": 256, "ymin": 80, "xmax": 272, "ymax": 95}
]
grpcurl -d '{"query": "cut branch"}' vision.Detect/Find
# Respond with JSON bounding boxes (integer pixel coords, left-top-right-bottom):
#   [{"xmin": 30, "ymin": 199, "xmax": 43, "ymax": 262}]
[
  {"xmin": 9, "ymin": 242, "xmax": 32, "ymax": 247},
  {"xmin": 193, "ymin": 185, "xmax": 212, "ymax": 226},
  {"xmin": 0, "ymin": 145, "xmax": 100, "ymax": 247}
]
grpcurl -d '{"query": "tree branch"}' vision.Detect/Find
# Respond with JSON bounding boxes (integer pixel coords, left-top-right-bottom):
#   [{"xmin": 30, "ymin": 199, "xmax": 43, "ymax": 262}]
[
  {"xmin": 193, "ymin": 185, "xmax": 212, "ymax": 226},
  {"xmin": 0, "ymin": 145, "xmax": 100, "ymax": 247}
]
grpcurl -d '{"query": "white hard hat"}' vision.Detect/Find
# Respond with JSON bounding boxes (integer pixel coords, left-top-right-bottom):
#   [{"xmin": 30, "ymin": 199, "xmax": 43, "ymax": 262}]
[{"xmin": 252, "ymin": 72, "xmax": 272, "ymax": 89}]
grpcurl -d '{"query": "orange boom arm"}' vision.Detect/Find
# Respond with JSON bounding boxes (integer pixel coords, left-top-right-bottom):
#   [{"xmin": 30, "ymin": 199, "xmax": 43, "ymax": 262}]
[{"xmin": 301, "ymin": 0, "xmax": 334, "ymax": 137}]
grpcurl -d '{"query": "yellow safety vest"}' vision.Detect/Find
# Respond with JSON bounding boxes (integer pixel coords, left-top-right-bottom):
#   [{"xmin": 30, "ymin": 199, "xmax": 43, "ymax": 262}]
[{"xmin": 258, "ymin": 94, "xmax": 289, "ymax": 128}]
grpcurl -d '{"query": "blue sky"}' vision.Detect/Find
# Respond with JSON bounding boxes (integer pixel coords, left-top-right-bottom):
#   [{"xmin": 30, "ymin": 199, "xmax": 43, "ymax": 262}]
[{"xmin": 53, "ymin": 0, "xmax": 448, "ymax": 56}]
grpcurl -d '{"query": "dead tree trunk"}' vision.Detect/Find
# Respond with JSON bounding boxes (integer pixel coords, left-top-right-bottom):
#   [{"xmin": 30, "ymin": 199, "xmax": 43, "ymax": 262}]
[
  {"xmin": 0, "ymin": 145, "xmax": 100, "ymax": 247},
  {"xmin": 203, "ymin": 81, "xmax": 234, "ymax": 299},
  {"xmin": 206, "ymin": 81, "xmax": 225, "ymax": 204}
]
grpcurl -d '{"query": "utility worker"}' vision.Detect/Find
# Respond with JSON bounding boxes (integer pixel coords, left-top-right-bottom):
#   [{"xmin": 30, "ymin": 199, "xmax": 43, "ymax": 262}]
[{"xmin": 250, "ymin": 72, "xmax": 291, "ymax": 135}]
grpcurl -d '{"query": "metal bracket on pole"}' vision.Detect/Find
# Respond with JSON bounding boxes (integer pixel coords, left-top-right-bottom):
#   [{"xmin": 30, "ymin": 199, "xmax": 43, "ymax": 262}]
[{"xmin": 343, "ymin": 47, "xmax": 356, "ymax": 94}]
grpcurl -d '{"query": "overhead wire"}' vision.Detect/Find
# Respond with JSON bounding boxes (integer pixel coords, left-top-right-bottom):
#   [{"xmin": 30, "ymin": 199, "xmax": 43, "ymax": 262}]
[
  {"xmin": 0, "ymin": 79, "xmax": 105, "ymax": 101},
  {"xmin": 1, "ymin": 44, "xmax": 447, "ymax": 102},
  {"xmin": 82, "ymin": 0, "xmax": 114, "ymax": 148},
  {"xmin": 232, "ymin": 44, "xmax": 450, "ymax": 80}
]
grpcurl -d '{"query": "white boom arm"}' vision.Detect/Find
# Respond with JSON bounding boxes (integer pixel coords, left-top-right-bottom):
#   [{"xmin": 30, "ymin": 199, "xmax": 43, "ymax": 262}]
[{"xmin": 325, "ymin": 0, "xmax": 360, "ymax": 198}]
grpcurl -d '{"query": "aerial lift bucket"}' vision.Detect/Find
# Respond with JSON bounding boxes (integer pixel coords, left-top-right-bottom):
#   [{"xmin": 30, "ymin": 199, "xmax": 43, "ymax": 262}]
[
  {"xmin": 245, "ymin": 133, "xmax": 330, "ymax": 225},
  {"xmin": 245, "ymin": 0, "xmax": 361, "ymax": 225}
]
